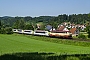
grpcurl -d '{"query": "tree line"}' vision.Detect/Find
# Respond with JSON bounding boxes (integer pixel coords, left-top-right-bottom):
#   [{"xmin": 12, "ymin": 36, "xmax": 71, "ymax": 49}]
[
  {"xmin": 0, "ymin": 13, "xmax": 90, "ymax": 35},
  {"xmin": 0, "ymin": 13, "xmax": 90, "ymax": 27}
]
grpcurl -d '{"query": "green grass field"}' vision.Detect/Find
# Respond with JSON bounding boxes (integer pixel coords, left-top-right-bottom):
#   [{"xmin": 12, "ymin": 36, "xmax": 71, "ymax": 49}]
[{"xmin": 0, "ymin": 34, "xmax": 90, "ymax": 55}]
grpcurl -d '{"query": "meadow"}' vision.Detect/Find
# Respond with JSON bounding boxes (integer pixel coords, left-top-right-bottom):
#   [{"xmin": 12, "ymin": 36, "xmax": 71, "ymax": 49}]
[{"xmin": 0, "ymin": 34, "xmax": 90, "ymax": 56}]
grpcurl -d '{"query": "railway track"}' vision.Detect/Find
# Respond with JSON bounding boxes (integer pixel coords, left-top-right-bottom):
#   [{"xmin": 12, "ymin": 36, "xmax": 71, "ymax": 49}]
[
  {"xmin": 48, "ymin": 36, "xmax": 90, "ymax": 42},
  {"xmin": 66, "ymin": 38, "xmax": 90, "ymax": 42}
]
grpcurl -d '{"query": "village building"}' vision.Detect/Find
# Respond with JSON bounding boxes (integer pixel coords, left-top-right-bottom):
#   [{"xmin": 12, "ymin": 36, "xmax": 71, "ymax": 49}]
[
  {"xmin": 70, "ymin": 28, "xmax": 80, "ymax": 36},
  {"xmin": 57, "ymin": 25, "xmax": 69, "ymax": 31}
]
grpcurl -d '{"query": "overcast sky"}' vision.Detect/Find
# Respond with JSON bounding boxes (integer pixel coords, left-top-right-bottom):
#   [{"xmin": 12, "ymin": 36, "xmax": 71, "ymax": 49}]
[{"xmin": 0, "ymin": 0, "xmax": 90, "ymax": 17}]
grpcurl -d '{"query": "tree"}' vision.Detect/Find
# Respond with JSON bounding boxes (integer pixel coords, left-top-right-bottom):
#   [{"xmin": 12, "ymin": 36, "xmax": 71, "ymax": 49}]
[
  {"xmin": 24, "ymin": 24, "xmax": 34, "ymax": 30},
  {"xmin": 13, "ymin": 20, "xmax": 19, "ymax": 29},
  {"xmin": 13, "ymin": 18, "xmax": 25, "ymax": 29},
  {"xmin": 18, "ymin": 18, "xmax": 25, "ymax": 29},
  {"xmin": 85, "ymin": 23, "xmax": 90, "ymax": 38},
  {"xmin": 78, "ymin": 33, "xmax": 87, "ymax": 39},
  {"xmin": 0, "ymin": 28, "xmax": 5, "ymax": 34},
  {"xmin": 36, "ymin": 22, "xmax": 45, "ymax": 30},
  {"xmin": 0, "ymin": 20, "xmax": 1, "ymax": 30},
  {"xmin": 50, "ymin": 17, "xmax": 58, "ymax": 30},
  {"xmin": 5, "ymin": 27, "xmax": 13, "ymax": 34},
  {"xmin": 0, "ymin": 20, "xmax": 1, "ymax": 33}
]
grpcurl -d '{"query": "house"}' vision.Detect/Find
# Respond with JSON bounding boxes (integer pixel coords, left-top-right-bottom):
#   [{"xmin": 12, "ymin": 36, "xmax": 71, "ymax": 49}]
[
  {"xmin": 63, "ymin": 22, "xmax": 68, "ymax": 26},
  {"xmin": 80, "ymin": 25, "xmax": 86, "ymax": 30},
  {"xmin": 45, "ymin": 25, "xmax": 55, "ymax": 31},
  {"xmin": 49, "ymin": 28, "xmax": 56, "ymax": 31},
  {"xmin": 57, "ymin": 25, "xmax": 69, "ymax": 31},
  {"xmin": 70, "ymin": 28, "xmax": 80, "ymax": 36},
  {"xmin": 45, "ymin": 25, "xmax": 52, "ymax": 31},
  {"xmin": 75, "ymin": 24, "xmax": 86, "ymax": 31},
  {"xmin": 57, "ymin": 25, "xmax": 65, "ymax": 31}
]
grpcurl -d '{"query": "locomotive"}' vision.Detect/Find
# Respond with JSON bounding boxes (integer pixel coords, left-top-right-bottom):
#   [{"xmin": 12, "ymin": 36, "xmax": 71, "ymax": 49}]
[{"xmin": 49, "ymin": 30, "xmax": 72, "ymax": 38}]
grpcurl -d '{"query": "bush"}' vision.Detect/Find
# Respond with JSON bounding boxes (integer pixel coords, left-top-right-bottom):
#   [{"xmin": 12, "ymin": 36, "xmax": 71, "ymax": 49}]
[
  {"xmin": 0, "ymin": 28, "xmax": 6, "ymax": 34},
  {"xmin": 5, "ymin": 27, "xmax": 13, "ymax": 34},
  {"xmin": 66, "ymin": 56, "xmax": 79, "ymax": 60},
  {"xmin": 87, "ymin": 31, "xmax": 90, "ymax": 38},
  {"xmin": 78, "ymin": 33, "xmax": 87, "ymax": 39},
  {"xmin": 0, "ymin": 27, "xmax": 13, "ymax": 34}
]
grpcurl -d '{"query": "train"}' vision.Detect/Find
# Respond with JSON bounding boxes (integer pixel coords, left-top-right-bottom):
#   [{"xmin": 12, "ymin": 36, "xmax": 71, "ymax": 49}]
[{"xmin": 12, "ymin": 29, "xmax": 72, "ymax": 38}]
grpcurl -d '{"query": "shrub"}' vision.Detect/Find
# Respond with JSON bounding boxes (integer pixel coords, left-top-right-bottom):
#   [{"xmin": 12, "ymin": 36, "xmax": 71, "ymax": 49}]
[
  {"xmin": 66, "ymin": 56, "xmax": 79, "ymax": 60},
  {"xmin": 5, "ymin": 27, "xmax": 13, "ymax": 34},
  {"xmin": 87, "ymin": 31, "xmax": 90, "ymax": 38},
  {"xmin": 78, "ymin": 33, "xmax": 87, "ymax": 39},
  {"xmin": 0, "ymin": 27, "xmax": 13, "ymax": 34},
  {"xmin": 0, "ymin": 28, "xmax": 6, "ymax": 34}
]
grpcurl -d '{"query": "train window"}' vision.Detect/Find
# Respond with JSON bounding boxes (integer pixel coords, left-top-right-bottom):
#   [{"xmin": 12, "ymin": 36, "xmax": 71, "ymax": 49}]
[
  {"xmin": 24, "ymin": 31, "xmax": 31, "ymax": 32},
  {"xmin": 18, "ymin": 30, "xmax": 22, "ymax": 32},
  {"xmin": 52, "ymin": 31, "xmax": 65, "ymax": 33},
  {"xmin": 14, "ymin": 30, "xmax": 16, "ymax": 31},
  {"xmin": 35, "ymin": 31, "xmax": 46, "ymax": 34}
]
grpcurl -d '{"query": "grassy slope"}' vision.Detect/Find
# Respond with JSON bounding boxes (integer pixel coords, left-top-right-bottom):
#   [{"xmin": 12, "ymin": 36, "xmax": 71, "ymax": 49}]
[{"xmin": 0, "ymin": 34, "xmax": 90, "ymax": 55}]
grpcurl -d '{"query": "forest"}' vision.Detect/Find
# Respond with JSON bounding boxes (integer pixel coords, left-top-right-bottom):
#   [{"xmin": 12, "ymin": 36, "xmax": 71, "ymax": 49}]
[{"xmin": 0, "ymin": 13, "xmax": 90, "ymax": 27}]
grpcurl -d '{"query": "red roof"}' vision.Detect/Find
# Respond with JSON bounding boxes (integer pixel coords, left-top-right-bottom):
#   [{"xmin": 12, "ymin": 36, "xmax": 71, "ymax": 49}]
[
  {"xmin": 57, "ymin": 26, "xmax": 65, "ymax": 31},
  {"xmin": 70, "ymin": 28, "xmax": 76, "ymax": 34}
]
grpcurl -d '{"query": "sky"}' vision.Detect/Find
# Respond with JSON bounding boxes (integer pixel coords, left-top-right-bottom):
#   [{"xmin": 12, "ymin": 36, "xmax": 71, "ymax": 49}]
[{"xmin": 0, "ymin": 0, "xmax": 90, "ymax": 17}]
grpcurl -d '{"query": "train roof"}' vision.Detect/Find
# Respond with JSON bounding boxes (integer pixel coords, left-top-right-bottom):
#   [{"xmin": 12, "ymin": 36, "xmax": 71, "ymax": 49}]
[
  {"xmin": 24, "ymin": 30, "xmax": 33, "ymax": 31},
  {"xmin": 51, "ymin": 30, "xmax": 70, "ymax": 33},
  {"xmin": 35, "ymin": 30, "xmax": 48, "ymax": 32}
]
